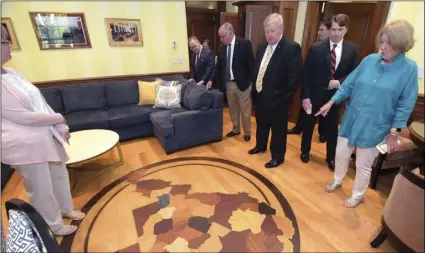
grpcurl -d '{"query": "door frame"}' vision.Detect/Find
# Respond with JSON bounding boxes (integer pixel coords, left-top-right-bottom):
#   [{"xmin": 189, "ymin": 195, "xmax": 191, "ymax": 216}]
[{"xmin": 300, "ymin": 1, "xmax": 391, "ymax": 60}]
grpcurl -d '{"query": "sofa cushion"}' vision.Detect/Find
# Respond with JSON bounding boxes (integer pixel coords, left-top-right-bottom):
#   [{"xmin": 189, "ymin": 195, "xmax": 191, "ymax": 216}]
[
  {"xmin": 182, "ymin": 82, "xmax": 212, "ymax": 111},
  {"xmin": 138, "ymin": 80, "xmax": 162, "ymax": 105},
  {"xmin": 150, "ymin": 108, "xmax": 187, "ymax": 137},
  {"xmin": 66, "ymin": 109, "xmax": 109, "ymax": 132},
  {"xmin": 105, "ymin": 80, "xmax": 139, "ymax": 108},
  {"xmin": 159, "ymin": 74, "xmax": 187, "ymax": 83},
  {"xmin": 61, "ymin": 84, "xmax": 106, "ymax": 114},
  {"xmin": 153, "ymin": 84, "xmax": 182, "ymax": 109},
  {"xmin": 108, "ymin": 105, "xmax": 160, "ymax": 128},
  {"xmin": 40, "ymin": 88, "xmax": 64, "ymax": 113}
]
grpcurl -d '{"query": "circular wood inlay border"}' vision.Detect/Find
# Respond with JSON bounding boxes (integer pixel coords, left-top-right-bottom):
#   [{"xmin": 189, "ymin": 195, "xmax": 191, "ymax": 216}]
[{"xmin": 60, "ymin": 157, "xmax": 301, "ymax": 252}]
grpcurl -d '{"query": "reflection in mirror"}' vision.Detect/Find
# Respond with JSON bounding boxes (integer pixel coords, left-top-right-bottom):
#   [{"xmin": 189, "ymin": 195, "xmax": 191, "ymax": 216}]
[{"xmin": 29, "ymin": 12, "xmax": 91, "ymax": 50}]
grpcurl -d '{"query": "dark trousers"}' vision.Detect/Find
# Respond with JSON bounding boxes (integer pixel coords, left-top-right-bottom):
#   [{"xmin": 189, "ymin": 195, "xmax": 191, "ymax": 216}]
[
  {"xmin": 294, "ymin": 105, "xmax": 326, "ymax": 136},
  {"xmin": 255, "ymin": 106, "xmax": 288, "ymax": 161},
  {"xmin": 301, "ymin": 100, "xmax": 340, "ymax": 161}
]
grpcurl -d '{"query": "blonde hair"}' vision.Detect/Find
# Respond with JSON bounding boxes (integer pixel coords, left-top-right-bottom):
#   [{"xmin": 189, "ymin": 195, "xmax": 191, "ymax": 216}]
[
  {"xmin": 1, "ymin": 25, "xmax": 9, "ymax": 41},
  {"xmin": 376, "ymin": 19, "xmax": 415, "ymax": 53},
  {"xmin": 263, "ymin": 13, "xmax": 283, "ymax": 28}
]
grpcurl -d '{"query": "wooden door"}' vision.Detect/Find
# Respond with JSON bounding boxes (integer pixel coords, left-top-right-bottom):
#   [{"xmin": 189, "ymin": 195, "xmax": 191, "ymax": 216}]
[
  {"xmin": 220, "ymin": 12, "xmax": 239, "ymax": 37},
  {"xmin": 186, "ymin": 8, "xmax": 219, "ymax": 53},
  {"xmin": 244, "ymin": 5, "xmax": 273, "ymax": 55},
  {"xmin": 323, "ymin": 2, "xmax": 391, "ymax": 60},
  {"xmin": 279, "ymin": 1, "xmax": 299, "ymax": 40}
]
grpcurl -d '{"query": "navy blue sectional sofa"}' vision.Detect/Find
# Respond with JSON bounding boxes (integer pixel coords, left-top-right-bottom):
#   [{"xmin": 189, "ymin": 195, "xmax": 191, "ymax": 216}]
[{"xmin": 40, "ymin": 75, "xmax": 224, "ymax": 154}]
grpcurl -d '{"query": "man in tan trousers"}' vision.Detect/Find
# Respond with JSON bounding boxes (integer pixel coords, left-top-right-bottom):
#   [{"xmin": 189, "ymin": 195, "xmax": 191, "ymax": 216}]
[{"xmin": 216, "ymin": 23, "xmax": 255, "ymax": 141}]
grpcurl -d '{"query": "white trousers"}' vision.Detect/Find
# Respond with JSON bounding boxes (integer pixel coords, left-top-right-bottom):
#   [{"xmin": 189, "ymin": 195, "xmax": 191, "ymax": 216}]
[
  {"xmin": 15, "ymin": 162, "xmax": 74, "ymax": 231},
  {"xmin": 334, "ymin": 136, "xmax": 379, "ymax": 199}
]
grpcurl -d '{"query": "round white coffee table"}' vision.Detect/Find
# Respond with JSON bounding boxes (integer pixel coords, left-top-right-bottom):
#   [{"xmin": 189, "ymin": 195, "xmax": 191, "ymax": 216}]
[{"xmin": 64, "ymin": 129, "xmax": 123, "ymax": 167}]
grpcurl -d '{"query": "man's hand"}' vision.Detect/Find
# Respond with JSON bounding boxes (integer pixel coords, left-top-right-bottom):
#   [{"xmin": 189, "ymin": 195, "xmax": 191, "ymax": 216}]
[
  {"xmin": 302, "ymin": 99, "xmax": 312, "ymax": 113},
  {"xmin": 197, "ymin": 80, "xmax": 205, "ymax": 86},
  {"xmin": 328, "ymin": 80, "xmax": 340, "ymax": 90},
  {"xmin": 61, "ymin": 131, "xmax": 71, "ymax": 144},
  {"xmin": 206, "ymin": 81, "xmax": 212, "ymax": 89},
  {"xmin": 315, "ymin": 100, "xmax": 334, "ymax": 117},
  {"xmin": 188, "ymin": 78, "xmax": 195, "ymax": 82}
]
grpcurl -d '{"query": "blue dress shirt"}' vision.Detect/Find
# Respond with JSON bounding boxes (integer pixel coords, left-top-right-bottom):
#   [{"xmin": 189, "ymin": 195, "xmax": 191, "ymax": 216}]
[{"xmin": 331, "ymin": 53, "xmax": 418, "ymax": 148}]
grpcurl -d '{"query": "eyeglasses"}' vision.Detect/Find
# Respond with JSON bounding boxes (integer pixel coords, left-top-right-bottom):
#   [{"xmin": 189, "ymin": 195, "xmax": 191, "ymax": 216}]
[{"xmin": 1, "ymin": 40, "xmax": 10, "ymax": 45}]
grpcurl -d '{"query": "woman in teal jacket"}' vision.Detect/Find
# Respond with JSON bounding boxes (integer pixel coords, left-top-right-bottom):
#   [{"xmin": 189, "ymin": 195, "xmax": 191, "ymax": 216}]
[{"xmin": 316, "ymin": 19, "xmax": 419, "ymax": 208}]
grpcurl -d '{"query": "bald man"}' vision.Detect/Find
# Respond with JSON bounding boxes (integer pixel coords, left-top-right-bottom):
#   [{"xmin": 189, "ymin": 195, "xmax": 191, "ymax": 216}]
[
  {"xmin": 188, "ymin": 36, "xmax": 216, "ymax": 88},
  {"xmin": 216, "ymin": 23, "xmax": 255, "ymax": 142}
]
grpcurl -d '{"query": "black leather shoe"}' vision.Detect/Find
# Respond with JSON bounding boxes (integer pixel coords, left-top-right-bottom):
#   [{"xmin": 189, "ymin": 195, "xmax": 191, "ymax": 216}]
[
  {"xmin": 287, "ymin": 127, "xmax": 302, "ymax": 135},
  {"xmin": 248, "ymin": 147, "xmax": 266, "ymax": 155},
  {"xmin": 265, "ymin": 160, "xmax": 283, "ymax": 168},
  {"xmin": 226, "ymin": 131, "xmax": 240, "ymax": 137},
  {"xmin": 327, "ymin": 160, "xmax": 335, "ymax": 171},
  {"xmin": 244, "ymin": 135, "xmax": 251, "ymax": 141},
  {"xmin": 319, "ymin": 135, "xmax": 327, "ymax": 143},
  {"xmin": 300, "ymin": 153, "xmax": 309, "ymax": 163}
]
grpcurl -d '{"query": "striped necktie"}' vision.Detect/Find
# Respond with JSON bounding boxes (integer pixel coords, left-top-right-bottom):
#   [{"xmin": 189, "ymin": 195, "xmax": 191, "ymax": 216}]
[{"xmin": 330, "ymin": 44, "xmax": 337, "ymax": 79}]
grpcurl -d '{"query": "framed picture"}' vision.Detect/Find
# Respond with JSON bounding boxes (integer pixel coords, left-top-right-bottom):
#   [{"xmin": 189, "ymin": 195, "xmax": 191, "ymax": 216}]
[
  {"xmin": 29, "ymin": 12, "xmax": 91, "ymax": 50},
  {"xmin": 1, "ymin": 18, "xmax": 20, "ymax": 50},
  {"xmin": 105, "ymin": 18, "xmax": 143, "ymax": 47}
]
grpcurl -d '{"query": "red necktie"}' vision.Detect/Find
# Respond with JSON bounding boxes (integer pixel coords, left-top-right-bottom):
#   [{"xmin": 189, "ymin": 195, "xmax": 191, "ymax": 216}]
[{"xmin": 330, "ymin": 44, "xmax": 337, "ymax": 79}]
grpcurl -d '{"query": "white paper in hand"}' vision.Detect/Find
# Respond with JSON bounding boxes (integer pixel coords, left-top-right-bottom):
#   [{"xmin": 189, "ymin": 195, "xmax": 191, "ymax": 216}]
[
  {"xmin": 305, "ymin": 104, "xmax": 312, "ymax": 115},
  {"xmin": 50, "ymin": 126, "xmax": 65, "ymax": 145},
  {"xmin": 376, "ymin": 139, "xmax": 401, "ymax": 154}
]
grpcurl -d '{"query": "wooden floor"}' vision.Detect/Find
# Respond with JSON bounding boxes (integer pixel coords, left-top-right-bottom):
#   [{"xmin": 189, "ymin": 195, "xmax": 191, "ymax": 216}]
[{"xmin": 1, "ymin": 108, "xmax": 399, "ymax": 252}]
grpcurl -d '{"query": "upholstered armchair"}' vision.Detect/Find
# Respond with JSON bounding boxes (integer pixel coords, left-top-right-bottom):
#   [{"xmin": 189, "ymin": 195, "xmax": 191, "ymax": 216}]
[
  {"xmin": 5, "ymin": 198, "xmax": 60, "ymax": 252},
  {"xmin": 370, "ymin": 166, "xmax": 424, "ymax": 252}
]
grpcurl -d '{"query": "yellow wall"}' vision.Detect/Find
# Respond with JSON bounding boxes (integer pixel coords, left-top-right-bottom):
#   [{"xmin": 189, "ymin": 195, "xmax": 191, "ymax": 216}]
[
  {"xmin": 387, "ymin": 1, "xmax": 424, "ymax": 94},
  {"xmin": 2, "ymin": 1, "xmax": 190, "ymax": 82}
]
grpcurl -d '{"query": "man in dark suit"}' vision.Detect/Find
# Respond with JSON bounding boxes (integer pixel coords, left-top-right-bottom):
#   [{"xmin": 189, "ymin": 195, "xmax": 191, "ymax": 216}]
[
  {"xmin": 188, "ymin": 36, "xmax": 216, "ymax": 88},
  {"xmin": 216, "ymin": 23, "xmax": 255, "ymax": 141},
  {"xmin": 248, "ymin": 13, "xmax": 303, "ymax": 168},
  {"xmin": 288, "ymin": 20, "xmax": 332, "ymax": 144},
  {"xmin": 300, "ymin": 14, "xmax": 359, "ymax": 170}
]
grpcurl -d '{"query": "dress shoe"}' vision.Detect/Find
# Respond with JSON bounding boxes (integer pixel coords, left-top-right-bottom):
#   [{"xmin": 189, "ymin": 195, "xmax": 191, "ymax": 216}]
[
  {"xmin": 300, "ymin": 153, "xmax": 309, "ymax": 163},
  {"xmin": 226, "ymin": 131, "xmax": 240, "ymax": 137},
  {"xmin": 248, "ymin": 147, "xmax": 266, "ymax": 155},
  {"xmin": 244, "ymin": 135, "xmax": 251, "ymax": 141},
  {"xmin": 327, "ymin": 160, "xmax": 335, "ymax": 171},
  {"xmin": 287, "ymin": 127, "xmax": 302, "ymax": 135},
  {"xmin": 265, "ymin": 160, "xmax": 283, "ymax": 168},
  {"xmin": 319, "ymin": 135, "xmax": 327, "ymax": 143}
]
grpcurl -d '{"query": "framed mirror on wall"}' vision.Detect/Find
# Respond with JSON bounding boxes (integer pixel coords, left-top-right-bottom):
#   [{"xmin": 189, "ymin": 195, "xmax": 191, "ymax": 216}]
[
  {"xmin": 29, "ymin": 12, "xmax": 91, "ymax": 50},
  {"xmin": 1, "ymin": 17, "xmax": 20, "ymax": 50}
]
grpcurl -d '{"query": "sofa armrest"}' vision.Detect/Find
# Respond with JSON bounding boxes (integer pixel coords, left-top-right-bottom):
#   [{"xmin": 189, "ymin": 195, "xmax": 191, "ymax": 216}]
[
  {"xmin": 209, "ymin": 90, "xmax": 224, "ymax": 110},
  {"xmin": 171, "ymin": 109, "xmax": 223, "ymax": 136}
]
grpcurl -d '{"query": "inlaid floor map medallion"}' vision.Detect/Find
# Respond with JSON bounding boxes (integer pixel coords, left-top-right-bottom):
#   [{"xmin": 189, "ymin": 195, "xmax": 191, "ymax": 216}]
[{"xmin": 61, "ymin": 157, "xmax": 300, "ymax": 252}]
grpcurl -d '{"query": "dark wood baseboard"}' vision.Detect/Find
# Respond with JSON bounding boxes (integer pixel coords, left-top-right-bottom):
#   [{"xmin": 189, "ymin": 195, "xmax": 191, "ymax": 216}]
[{"xmin": 33, "ymin": 71, "xmax": 191, "ymax": 88}]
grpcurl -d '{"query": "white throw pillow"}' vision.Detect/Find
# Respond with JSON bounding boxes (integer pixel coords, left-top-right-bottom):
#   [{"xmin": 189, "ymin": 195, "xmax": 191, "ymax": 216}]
[{"xmin": 153, "ymin": 84, "xmax": 182, "ymax": 109}]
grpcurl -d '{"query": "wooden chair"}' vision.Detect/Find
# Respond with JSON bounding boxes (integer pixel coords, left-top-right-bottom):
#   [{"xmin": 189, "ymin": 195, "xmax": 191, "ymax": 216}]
[
  {"xmin": 370, "ymin": 129, "xmax": 423, "ymax": 189},
  {"xmin": 351, "ymin": 128, "xmax": 422, "ymax": 189},
  {"xmin": 370, "ymin": 165, "xmax": 424, "ymax": 252}
]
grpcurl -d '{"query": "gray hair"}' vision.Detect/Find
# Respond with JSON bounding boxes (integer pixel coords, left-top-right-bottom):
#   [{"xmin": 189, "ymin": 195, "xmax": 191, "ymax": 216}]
[
  {"xmin": 263, "ymin": 13, "xmax": 283, "ymax": 27},
  {"xmin": 220, "ymin": 22, "xmax": 234, "ymax": 35}
]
